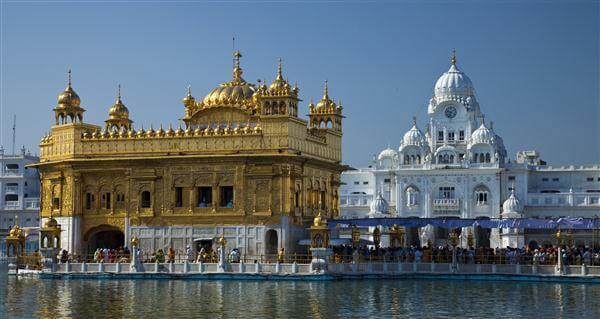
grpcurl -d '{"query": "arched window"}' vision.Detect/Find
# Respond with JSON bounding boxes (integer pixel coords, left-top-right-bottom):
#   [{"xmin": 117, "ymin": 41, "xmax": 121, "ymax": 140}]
[
  {"xmin": 479, "ymin": 153, "xmax": 485, "ymax": 163},
  {"xmin": 141, "ymin": 191, "xmax": 151, "ymax": 208},
  {"xmin": 474, "ymin": 186, "xmax": 490, "ymax": 206},
  {"xmin": 406, "ymin": 186, "xmax": 419, "ymax": 207},
  {"xmin": 485, "ymin": 153, "xmax": 491, "ymax": 163}
]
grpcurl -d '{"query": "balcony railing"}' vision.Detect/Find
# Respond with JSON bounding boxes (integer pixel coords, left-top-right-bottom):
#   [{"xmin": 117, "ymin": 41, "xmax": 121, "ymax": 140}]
[
  {"xmin": 24, "ymin": 198, "xmax": 40, "ymax": 209},
  {"xmin": 433, "ymin": 198, "xmax": 460, "ymax": 211},
  {"xmin": 3, "ymin": 201, "xmax": 20, "ymax": 210},
  {"xmin": 2, "ymin": 169, "xmax": 21, "ymax": 176},
  {"xmin": 527, "ymin": 192, "xmax": 600, "ymax": 207}
]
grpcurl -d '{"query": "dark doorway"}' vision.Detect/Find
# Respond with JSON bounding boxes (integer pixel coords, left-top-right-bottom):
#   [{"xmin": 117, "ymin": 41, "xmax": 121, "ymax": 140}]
[
  {"xmin": 265, "ymin": 229, "xmax": 278, "ymax": 256},
  {"xmin": 88, "ymin": 229, "xmax": 124, "ymax": 250}
]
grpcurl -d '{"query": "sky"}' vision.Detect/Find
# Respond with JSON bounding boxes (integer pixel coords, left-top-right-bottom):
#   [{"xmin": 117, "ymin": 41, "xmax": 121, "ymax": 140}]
[{"xmin": 0, "ymin": 0, "xmax": 598, "ymax": 167}]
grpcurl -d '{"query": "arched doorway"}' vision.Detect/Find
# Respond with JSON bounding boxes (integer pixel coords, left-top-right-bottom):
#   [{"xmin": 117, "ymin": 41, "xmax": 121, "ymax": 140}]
[
  {"xmin": 265, "ymin": 229, "xmax": 278, "ymax": 256},
  {"xmin": 85, "ymin": 225, "xmax": 124, "ymax": 252}
]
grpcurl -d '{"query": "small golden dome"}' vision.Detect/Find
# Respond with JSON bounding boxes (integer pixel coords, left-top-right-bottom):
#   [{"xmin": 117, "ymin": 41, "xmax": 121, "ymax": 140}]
[
  {"xmin": 315, "ymin": 80, "xmax": 337, "ymax": 111},
  {"xmin": 45, "ymin": 217, "xmax": 58, "ymax": 228},
  {"xmin": 108, "ymin": 100, "xmax": 129, "ymax": 119},
  {"xmin": 268, "ymin": 58, "xmax": 289, "ymax": 93},
  {"xmin": 313, "ymin": 212, "xmax": 326, "ymax": 227},
  {"xmin": 175, "ymin": 126, "xmax": 184, "ymax": 136},
  {"xmin": 183, "ymin": 86, "xmax": 195, "ymax": 107},
  {"xmin": 57, "ymin": 70, "xmax": 81, "ymax": 108},
  {"xmin": 9, "ymin": 224, "xmax": 23, "ymax": 238},
  {"xmin": 108, "ymin": 85, "xmax": 130, "ymax": 120}
]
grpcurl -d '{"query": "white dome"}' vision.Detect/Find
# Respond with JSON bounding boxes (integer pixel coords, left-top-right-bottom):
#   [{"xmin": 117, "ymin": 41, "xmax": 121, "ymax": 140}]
[
  {"xmin": 471, "ymin": 122, "xmax": 494, "ymax": 145},
  {"xmin": 502, "ymin": 190, "xmax": 522, "ymax": 216},
  {"xmin": 402, "ymin": 121, "xmax": 426, "ymax": 147},
  {"xmin": 369, "ymin": 192, "xmax": 389, "ymax": 216},
  {"xmin": 378, "ymin": 147, "xmax": 397, "ymax": 161},
  {"xmin": 434, "ymin": 62, "xmax": 474, "ymax": 98}
]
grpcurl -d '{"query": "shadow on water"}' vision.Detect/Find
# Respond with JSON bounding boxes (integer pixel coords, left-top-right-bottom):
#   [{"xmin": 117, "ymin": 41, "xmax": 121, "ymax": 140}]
[{"xmin": 2, "ymin": 263, "xmax": 600, "ymax": 318}]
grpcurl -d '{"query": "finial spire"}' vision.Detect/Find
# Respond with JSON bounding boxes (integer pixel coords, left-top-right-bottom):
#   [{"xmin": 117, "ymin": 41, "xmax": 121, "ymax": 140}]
[
  {"xmin": 67, "ymin": 68, "xmax": 72, "ymax": 87},
  {"xmin": 412, "ymin": 116, "xmax": 417, "ymax": 126},
  {"xmin": 117, "ymin": 84, "xmax": 121, "ymax": 100},
  {"xmin": 234, "ymin": 50, "xmax": 242, "ymax": 68},
  {"xmin": 187, "ymin": 85, "xmax": 192, "ymax": 96},
  {"xmin": 451, "ymin": 48, "xmax": 457, "ymax": 66},
  {"xmin": 277, "ymin": 57, "xmax": 283, "ymax": 80},
  {"xmin": 232, "ymin": 50, "xmax": 243, "ymax": 81},
  {"xmin": 323, "ymin": 80, "xmax": 329, "ymax": 99}
]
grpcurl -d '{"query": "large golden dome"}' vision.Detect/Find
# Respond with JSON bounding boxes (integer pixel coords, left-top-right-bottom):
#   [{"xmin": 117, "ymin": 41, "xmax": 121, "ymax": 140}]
[{"xmin": 200, "ymin": 51, "xmax": 256, "ymax": 108}]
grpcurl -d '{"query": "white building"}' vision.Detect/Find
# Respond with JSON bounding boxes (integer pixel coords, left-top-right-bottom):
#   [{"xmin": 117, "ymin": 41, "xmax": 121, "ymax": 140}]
[
  {"xmin": 0, "ymin": 146, "xmax": 41, "ymax": 256},
  {"xmin": 340, "ymin": 53, "xmax": 600, "ymax": 249}
]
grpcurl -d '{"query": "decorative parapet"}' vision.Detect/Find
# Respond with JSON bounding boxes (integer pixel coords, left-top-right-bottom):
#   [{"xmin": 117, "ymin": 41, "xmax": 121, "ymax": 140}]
[{"xmin": 80, "ymin": 122, "xmax": 263, "ymax": 140}]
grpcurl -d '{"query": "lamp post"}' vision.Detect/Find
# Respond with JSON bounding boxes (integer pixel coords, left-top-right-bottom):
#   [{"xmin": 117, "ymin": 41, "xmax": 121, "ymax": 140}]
[
  {"xmin": 556, "ymin": 227, "xmax": 563, "ymax": 274},
  {"xmin": 593, "ymin": 216, "xmax": 598, "ymax": 250}
]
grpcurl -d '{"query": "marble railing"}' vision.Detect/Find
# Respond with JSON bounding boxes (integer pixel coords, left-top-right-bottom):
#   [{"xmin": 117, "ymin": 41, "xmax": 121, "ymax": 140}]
[{"xmin": 47, "ymin": 261, "xmax": 600, "ymax": 278}]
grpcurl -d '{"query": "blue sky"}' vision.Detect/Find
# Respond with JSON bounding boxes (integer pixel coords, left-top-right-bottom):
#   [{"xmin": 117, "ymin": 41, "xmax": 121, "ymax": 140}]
[{"xmin": 0, "ymin": 0, "xmax": 598, "ymax": 166}]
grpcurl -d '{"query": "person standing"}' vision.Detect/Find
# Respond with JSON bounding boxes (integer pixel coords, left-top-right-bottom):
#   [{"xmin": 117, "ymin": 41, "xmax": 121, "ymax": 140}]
[
  {"xmin": 167, "ymin": 247, "xmax": 175, "ymax": 263},
  {"xmin": 186, "ymin": 245, "xmax": 194, "ymax": 263}
]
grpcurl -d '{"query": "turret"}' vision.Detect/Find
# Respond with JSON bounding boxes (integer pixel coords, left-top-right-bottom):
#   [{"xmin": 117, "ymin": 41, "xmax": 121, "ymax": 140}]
[
  {"xmin": 308, "ymin": 81, "xmax": 344, "ymax": 132},
  {"xmin": 53, "ymin": 69, "xmax": 86, "ymax": 125},
  {"xmin": 254, "ymin": 58, "xmax": 300, "ymax": 117},
  {"xmin": 105, "ymin": 85, "xmax": 133, "ymax": 131}
]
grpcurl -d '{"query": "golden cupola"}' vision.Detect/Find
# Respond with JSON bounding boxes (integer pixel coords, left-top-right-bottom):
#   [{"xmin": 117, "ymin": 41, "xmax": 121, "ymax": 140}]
[
  {"xmin": 105, "ymin": 85, "xmax": 133, "ymax": 131},
  {"xmin": 314, "ymin": 80, "xmax": 338, "ymax": 113},
  {"xmin": 183, "ymin": 85, "xmax": 195, "ymax": 107},
  {"xmin": 308, "ymin": 80, "xmax": 344, "ymax": 131},
  {"xmin": 53, "ymin": 69, "xmax": 86, "ymax": 125},
  {"xmin": 267, "ymin": 58, "xmax": 296, "ymax": 96},
  {"xmin": 254, "ymin": 58, "xmax": 300, "ymax": 117},
  {"xmin": 199, "ymin": 51, "xmax": 257, "ymax": 110}
]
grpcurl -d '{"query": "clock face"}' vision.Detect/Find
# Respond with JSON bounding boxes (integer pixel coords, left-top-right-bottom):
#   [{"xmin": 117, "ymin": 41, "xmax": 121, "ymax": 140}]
[{"xmin": 445, "ymin": 106, "xmax": 457, "ymax": 119}]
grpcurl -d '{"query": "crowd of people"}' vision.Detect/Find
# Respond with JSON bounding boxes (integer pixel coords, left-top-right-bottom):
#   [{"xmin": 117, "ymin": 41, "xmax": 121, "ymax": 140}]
[
  {"xmin": 332, "ymin": 244, "xmax": 600, "ymax": 266},
  {"xmin": 49, "ymin": 243, "xmax": 600, "ymax": 267}
]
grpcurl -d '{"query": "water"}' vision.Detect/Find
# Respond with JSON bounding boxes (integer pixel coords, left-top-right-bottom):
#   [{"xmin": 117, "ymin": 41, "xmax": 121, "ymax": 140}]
[{"xmin": 2, "ymin": 263, "xmax": 600, "ymax": 318}]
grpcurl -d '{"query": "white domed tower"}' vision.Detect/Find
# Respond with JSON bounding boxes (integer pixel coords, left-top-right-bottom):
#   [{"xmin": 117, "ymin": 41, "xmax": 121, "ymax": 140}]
[
  {"xmin": 502, "ymin": 189, "xmax": 522, "ymax": 218},
  {"xmin": 501, "ymin": 190, "xmax": 525, "ymax": 248},
  {"xmin": 377, "ymin": 146, "xmax": 397, "ymax": 169},
  {"xmin": 399, "ymin": 117, "xmax": 429, "ymax": 165},
  {"xmin": 422, "ymin": 50, "xmax": 504, "ymax": 166},
  {"xmin": 368, "ymin": 191, "xmax": 390, "ymax": 217}
]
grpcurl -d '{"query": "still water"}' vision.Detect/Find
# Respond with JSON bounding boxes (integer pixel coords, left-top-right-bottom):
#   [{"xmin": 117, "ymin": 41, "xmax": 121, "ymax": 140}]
[{"xmin": 1, "ymin": 263, "xmax": 600, "ymax": 318}]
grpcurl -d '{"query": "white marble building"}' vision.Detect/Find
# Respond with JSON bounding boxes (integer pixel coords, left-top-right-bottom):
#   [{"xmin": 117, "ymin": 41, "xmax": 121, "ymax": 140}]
[
  {"xmin": 0, "ymin": 146, "xmax": 41, "ymax": 256},
  {"xmin": 340, "ymin": 53, "xmax": 600, "ymax": 249}
]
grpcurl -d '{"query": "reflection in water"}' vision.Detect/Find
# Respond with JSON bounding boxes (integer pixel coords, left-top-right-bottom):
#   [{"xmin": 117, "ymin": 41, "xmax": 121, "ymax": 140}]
[{"xmin": 1, "ymin": 263, "xmax": 600, "ymax": 318}]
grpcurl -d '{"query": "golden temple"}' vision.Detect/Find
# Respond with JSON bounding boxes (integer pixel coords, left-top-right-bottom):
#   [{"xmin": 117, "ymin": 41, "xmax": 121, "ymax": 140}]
[{"xmin": 33, "ymin": 52, "xmax": 345, "ymax": 256}]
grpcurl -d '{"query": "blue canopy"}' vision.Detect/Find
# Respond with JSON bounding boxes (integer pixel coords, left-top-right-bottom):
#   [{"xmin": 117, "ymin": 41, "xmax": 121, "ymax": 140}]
[{"xmin": 328, "ymin": 217, "xmax": 600, "ymax": 230}]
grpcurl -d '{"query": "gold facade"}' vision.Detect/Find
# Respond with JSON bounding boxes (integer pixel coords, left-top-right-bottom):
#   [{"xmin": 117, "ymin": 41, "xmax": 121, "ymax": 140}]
[{"xmin": 33, "ymin": 52, "xmax": 344, "ymax": 254}]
